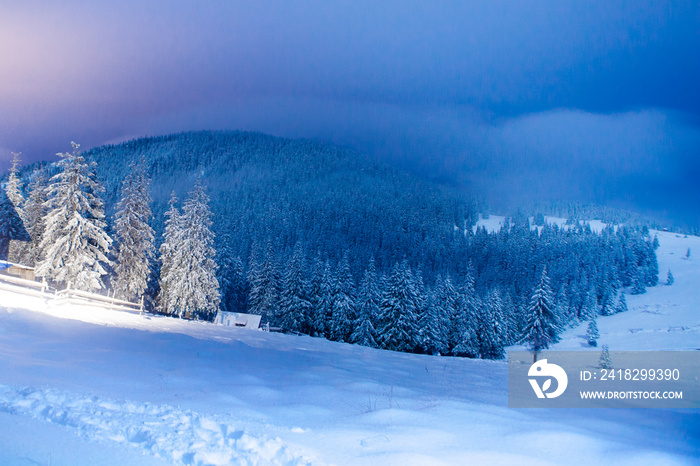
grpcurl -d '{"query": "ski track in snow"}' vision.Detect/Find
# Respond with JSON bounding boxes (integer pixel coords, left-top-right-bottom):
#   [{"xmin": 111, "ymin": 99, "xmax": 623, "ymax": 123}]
[{"xmin": 0, "ymin": 384, "xmax": 314, "ymax": 466}]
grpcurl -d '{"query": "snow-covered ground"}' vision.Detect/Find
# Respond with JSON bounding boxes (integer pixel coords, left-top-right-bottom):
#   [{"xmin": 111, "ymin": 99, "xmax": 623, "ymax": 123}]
[
  {"xmin": 473, "ymin": 214, "xmax": 608, "ymax": 234},
  {"xmin": 0, "ymin": 229, "xmax": 698, "ymax": 465}
]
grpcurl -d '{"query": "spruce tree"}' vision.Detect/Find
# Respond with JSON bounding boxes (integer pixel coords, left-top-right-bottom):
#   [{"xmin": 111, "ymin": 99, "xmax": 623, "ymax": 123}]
[
  {"xmin": 309, "ymin": 257, "xmax": 334, "ymax": 338},
  {"xmin": 157, "ymin": 182, "xmax": 220, "ymax": 320},
  {"xmin": 350, "ymin": 258, "xmax": 380, "ymax": 348},
  {"xmin": 17, "ymin": 172, "xmax": 47, "ymax": 267},
  {"xmin": 245, "ymin": 241, "xmax": 279, "ymax": 323},
  {"xmin": 521, "ymin": 268, "xmax": 559, "ymax": 362},
  {"xmin": 377, "ymin": 260, "xmax": 420, "ymax": 352},
  {"xmin": 112, "ymin": 159, "xmax": 154, "ymax": 301},
  {"xmin": 176, "ymin": 180, "xmax": 220, "ymax": 320},
  {"xmin": 157, "ymin": 192, "xmax": 184, "ymax": 316},
  {"xmin": 478, "ymin": 289, "xmax": 505, "ymax": 359},
  {"xmin": 666, "ymin": 269, "xmax": 674, "ymax": 286},
  {"xmin": 217, "ymin": 241, "xmax": 246, "ymax": 313},
  {"xmin": 5, "ymin": 152, "xmax": 24, "ymax": 213},
  {"xmin": 279, "ymin": 243, "xmax": 311, "ymax": 333},
  {"xmin": 586, "ymin": 319, "xmax": 599, "ymax": 347},
  {"xmin": 260, "ymin": 242, "xmax": 281, "ymax": 323},
  {"xmin": 246, "ymin": 244, "xmax": 265, "ymax": 315},
  {"xmin": 229, "ymin": 255, "xmax": 248, "ymax": 312},
  {"xmin": 452, "ymin": 271, "xmax": 479, "ymax": 357},
  {"xmin": 330, "ymin": 254, "xmax": 355, "ymax": 342},
  {"xmin": 420, "ymin": 275, "xmax": 454, "ymax": 355},
  {"xmin": 35, "ymin": 143, "xmax": 112, "ymax": 291},
  {"xmin": 615, "ymin": 292, "xmax": 628, "ymax": 313},
  {"xmin": 5, "ymin": 152, "xmax": 26, "ymax": 263},
  {"xmin": 599, "ymin": 285, "xmax": 615, "ymax": 317},
  {"xmin": 599, "ymin": 344, "xmax": 613, "ymax": 369},
  {"xmin": 216, "ymin": 238, "xmax": 235, "ymax": 312},
  {"xmin": 580, "ymin": 286, "xmax": 598, "ymax": 321},
  {"xmin": 418, "ymin": 290, "xmax": 443, "ymax": 355},
  {"xmin": 631, "ymin": 266, "xmax": 647, "ymax": 295}
]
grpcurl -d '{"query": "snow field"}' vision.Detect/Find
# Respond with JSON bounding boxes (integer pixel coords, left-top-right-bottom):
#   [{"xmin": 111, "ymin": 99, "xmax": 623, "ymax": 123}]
[
  {"xmin": 0, "ymin": 384, "xmax": 308, "ymax": 466},
  {"xmin": 0, "ymin": 225, "xmax": 698, "ymax": 465},
  {"xmin": 552, "ymin": 229, "xmax": 700, "ymax": 351}
]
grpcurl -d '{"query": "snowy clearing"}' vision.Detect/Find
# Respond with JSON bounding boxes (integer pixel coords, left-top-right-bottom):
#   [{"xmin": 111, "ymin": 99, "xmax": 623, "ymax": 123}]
[{"xmin": 0, "ymin": 229, "xmax": 698, "ymax": 465}]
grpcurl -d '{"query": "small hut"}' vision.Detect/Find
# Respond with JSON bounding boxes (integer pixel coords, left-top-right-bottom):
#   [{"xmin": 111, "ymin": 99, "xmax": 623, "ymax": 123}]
[
  {"xmin": 0, "ymin": 260, "xmax": 35, "ymax": 281},
  {"xmin": 214, "ymin": 311, "xmax": 262, "ymax": 330}
]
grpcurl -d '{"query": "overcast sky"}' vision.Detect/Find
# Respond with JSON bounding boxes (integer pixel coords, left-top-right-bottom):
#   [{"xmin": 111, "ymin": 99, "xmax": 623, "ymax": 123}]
[{"xmin": 1, "ymin": 1, "xmax": 699, "ymax": 225}]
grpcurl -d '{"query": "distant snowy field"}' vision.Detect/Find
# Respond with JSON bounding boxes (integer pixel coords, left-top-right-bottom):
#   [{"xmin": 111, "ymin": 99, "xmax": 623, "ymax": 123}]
[
  {"xmin": 473, "ymin": 216, "xmax": 700, "ymax": 352},
  {"xmin": 0, "ymin": 224, "xmax": 698, "ymax": 465}
]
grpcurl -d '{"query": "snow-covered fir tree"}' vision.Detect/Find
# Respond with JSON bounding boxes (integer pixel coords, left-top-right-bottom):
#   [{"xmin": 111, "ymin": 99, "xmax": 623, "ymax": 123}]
[
  {"xmin": 112, "ymin": 159, "xmax": 155, "ymax": 301},
  {"xmin": 478, "ymin": 289, "xmax": 506, "ymax": 359},
  {"xmin": 157, "ymin": 193, "xmax": 183, "ymax": 316},
  {"xmin": 599, "ymin": 344, "xmax": 613, "ymax": 369},
  {"xmin": 554, "ymin": 285, "xmax": 570, "ymax": 333},
  {"xmin": 451, "ymin": 270, "xmax": 480, "ymax": 357},
  {"xmin": 419, "ymin": 275, "xmax": 453, "ymax": 355},
  {"xmin": 246, "ymin": 244, "xmax": 264, "ymax": 314},
  {"xmin": 330, "ymin": 254, "xmax": 356, "ymax": 342},
  {"xmin": 580, "ymin": 286, "xmax": 598, "ymax": 321},
  {"xmin": 418, "ymin": 290, "xmax": 443, "ymax": 355},
  {"xmin": 666, "ymin": 269, "xmax": 674, "ymax": 286},
  {"xmin": 217, "ymin": 239, "xmax": 246, "ymax": 313},
  {"xmin": 5, "ymin": 152, "xmax": 26, "ymax": 262},
  {"xmin": 586, "ymin": 319, "xmax": 599, "ymax": 347},
  {"xmin": 631, "ymin": 266, "xmax": 647, "ymax": 295},
  {"xmin": 16, "ymin": 172, "xmax": 48, "ymax": 267},
  {"xmin": 246, "ymin": 242, "xmax": 280, "ymax": 324},
  {"xmin": 173, "ymin": 181, "xmax": 220, "ymax": 320},
  {"xmin": 350, "ymin": 258, "xmax": 380, "ymax": 348},
  {"xmin": 309, "ymin": 256, "xmax": 334, "ymax": 337},
  {"xmin": 377, "ymin": 260, "xmax": 420, "ymax": 352},
  {"xmin": 279, "ymin": 243, "xmax": 311, "ymax": 333},
  {"xmin": 599, "ymin": 285, "xmax": 615, "ymax": 317},
  {"xmin": 35, "ymin": 143, "xmax": 112, "ymax": 291},
  {"xmin": 616, "ymin": 292, "xmax": 628, "ymax": 313},
  {"xmin": 521, "ymin": 268, "xmax": 559, "ymax": 361},
  {"xmin": 157, "ymin": 183, "xmax": 220, "ymax": 320},
  {"xmin": 5, "ymin": 153, "xmax": 24, "ymax": 212}
]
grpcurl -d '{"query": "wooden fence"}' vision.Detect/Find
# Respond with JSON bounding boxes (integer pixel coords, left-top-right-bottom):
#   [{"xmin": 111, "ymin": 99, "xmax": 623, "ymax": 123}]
[{"xmin": 0, "ymin": 273, "xmax": 143, "ymax": 314}]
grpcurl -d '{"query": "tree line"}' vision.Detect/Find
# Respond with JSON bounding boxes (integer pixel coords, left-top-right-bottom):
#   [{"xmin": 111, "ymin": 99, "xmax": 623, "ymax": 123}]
[{"xmin": 1, "ymin": 139, "xmax": 659, "ymax": 359}]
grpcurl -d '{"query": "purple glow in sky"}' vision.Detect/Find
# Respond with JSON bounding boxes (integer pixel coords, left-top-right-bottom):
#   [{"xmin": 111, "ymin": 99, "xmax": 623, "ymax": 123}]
[{"xmin": 1, "ymin": 1, "xmax": 699, "ymax": 225}]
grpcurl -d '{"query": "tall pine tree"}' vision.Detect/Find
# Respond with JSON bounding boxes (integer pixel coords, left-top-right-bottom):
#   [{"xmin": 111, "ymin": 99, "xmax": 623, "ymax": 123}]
[
  {"xmin": 113, "ymin": 159, "xmax": 155, "ymax": 301},
  {"xmin": 176, "ymin": 180, "xmax": 220, "ymax": 320},
  {"xmin": 377, "ymin": 260, "xmax": 420, "ymax": 352},
  {"xmin": 157, "ymin": 192, "xmax": 183, "ymax": 315},
  {"xmin": 279, "ymin": 243, "xmax": 311, "ymax": 333},
  {"xmin": 5, "ymin": 152, "xmax": 26, "ymax": 263},
  {"xmin": 521, "ymin": 268, "xmax": 559, "ymax": 362},
  {"xmin": 17, "ymin": 172, "xmax": 48, "ymax": 267},
  {"xmin": 330, "ymin": 254, "xmax": 356, "ymax": 342},
  {"xmin": 35, "ymin": 143, "xmax": 112, "ymax": 291},
  {"xmin": 157, "ymin": 183, "xmax": 220, "ymax": 320},
  {"xmin": 351, "ymin": 258, "xmax": 380, "ymax": 348}
]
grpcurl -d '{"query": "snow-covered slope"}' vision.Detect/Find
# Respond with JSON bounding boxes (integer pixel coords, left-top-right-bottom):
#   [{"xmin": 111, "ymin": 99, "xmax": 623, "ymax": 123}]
[
  {"xmin": 553, "ymin": 229, "xmax": 700, "ymax": 351},
  {"xmin": 0, "ymin": 230, "xmax": 698, "ymax": 465}
]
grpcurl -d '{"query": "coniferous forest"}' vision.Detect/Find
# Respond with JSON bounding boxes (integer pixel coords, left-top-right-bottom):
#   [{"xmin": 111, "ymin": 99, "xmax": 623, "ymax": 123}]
[{"xmin": 1, "ymin": 131, "xmax": 659, "ymax": 359}]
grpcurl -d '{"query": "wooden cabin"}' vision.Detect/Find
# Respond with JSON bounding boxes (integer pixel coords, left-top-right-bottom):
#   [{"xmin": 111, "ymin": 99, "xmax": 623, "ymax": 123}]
[
  {"xmin": 214, "ymin": 311, "xmax": 262, "ymax": 330},
  {"xmin": 0, "ymin": 260, "xmax": 36, "ymax": 281}
]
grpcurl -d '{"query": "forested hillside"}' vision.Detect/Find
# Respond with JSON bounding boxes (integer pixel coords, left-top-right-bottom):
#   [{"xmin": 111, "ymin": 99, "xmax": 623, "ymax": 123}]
[
  {"xmin": 2, "ymin": 131, "xmax": 658, "ymax": 358},
  {"xmin": 83, "ymin": 131, "xmax": 476, "ymax": 278}
]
